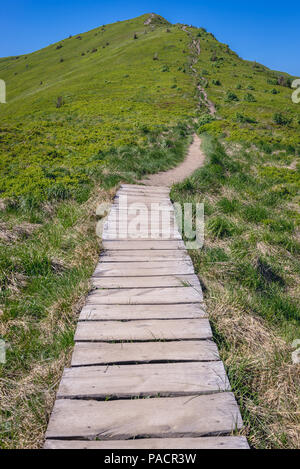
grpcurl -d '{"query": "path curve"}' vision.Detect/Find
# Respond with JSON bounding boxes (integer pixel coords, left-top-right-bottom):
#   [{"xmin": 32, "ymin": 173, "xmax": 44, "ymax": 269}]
[{"xmin": 142, "ymin": 134, "xmax": 204, "ymax": 187}]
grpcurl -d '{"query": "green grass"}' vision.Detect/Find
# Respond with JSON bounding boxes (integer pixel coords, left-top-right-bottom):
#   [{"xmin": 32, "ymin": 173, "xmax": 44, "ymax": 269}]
[
  {"xmin": 171, "ymin": 133, "xmax": 300, "ymax": 448},
  {"xmin": 183, "ymin": 26, "xmax": 300, "ymax": 149},
  {"xmin": 0, "ymin": 14, "xmax": 196, "ymax": 204},
  {"xmin": 0, "ymin": 12, "xmax": 299, "ymax": 449}
]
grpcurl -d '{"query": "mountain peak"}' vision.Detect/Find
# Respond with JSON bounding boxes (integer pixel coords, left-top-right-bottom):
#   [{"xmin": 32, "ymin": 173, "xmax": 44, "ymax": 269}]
[{"xmin": 143, "ymin": 13, "xmax": 170, "ymax": 26}]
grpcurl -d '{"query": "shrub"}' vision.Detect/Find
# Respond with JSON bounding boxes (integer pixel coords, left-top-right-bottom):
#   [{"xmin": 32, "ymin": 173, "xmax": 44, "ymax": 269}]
[
  {"xmin": 244, "ymin": 93, "xmax": 256, "ymax": 102},
  {"xmin": 273, "ymin": 113, "xmax": 293, "ymax": 126},
  {"xmin": 271, "ymin": 88, "xmax": 279, "ymax": 94},
  {"xmin": 212, "ymin": 79, "xmax": 221, "ymax": 86},
  {"xmin": 236, "ymin": 113, "xmax": 257, "ymax": 124},
  {"xmin": 236, "ymin": 83, "xmax": 242, "ymax": 89},
  {"xmin": 161, "ymin": 65, "xmax": 169, "ymax": 72},
  {"xmin": 225, "ymin": 91, "xmax": 239, "ymax": 102},
  {"xmin": 56, "ymin": 44, "xmax": 63, "ymax": 50},
  {"xmin": 153, "ymin": 52, "xmax": 158, "ymax": 60},
  {"xmin": 133, "ymin": 33, "xmax": 138, "ymax": 39}
]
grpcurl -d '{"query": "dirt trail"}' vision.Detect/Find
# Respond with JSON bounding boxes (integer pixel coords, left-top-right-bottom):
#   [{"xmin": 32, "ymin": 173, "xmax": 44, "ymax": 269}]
[{"xmin": 141, "ymin": 134, "xmax": 205, "ymax": 186}]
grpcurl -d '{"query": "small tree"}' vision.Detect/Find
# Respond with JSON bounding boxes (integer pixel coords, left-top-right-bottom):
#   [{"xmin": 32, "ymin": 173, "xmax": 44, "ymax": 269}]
[{"xmin": 133, "ymin": 33, "xmax": 138, "ymax": 39}]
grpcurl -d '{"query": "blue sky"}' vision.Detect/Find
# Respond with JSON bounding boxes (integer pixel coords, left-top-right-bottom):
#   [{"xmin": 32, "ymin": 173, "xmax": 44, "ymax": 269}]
[{"xmin": 1, "ymin": 1, "xmax": 299, "ymax": 76}]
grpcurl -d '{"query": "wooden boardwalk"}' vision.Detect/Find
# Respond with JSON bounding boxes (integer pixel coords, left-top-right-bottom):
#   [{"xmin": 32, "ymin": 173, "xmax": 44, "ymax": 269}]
[{"xmin": 44, "ymin": 185, "xmax": 249, "ymax": 449}]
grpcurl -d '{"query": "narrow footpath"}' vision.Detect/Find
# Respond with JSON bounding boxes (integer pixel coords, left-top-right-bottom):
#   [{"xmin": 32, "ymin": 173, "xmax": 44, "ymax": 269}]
[{"xmin": 44, "ymin": 183, "xmax": 249, "ymax": 449}]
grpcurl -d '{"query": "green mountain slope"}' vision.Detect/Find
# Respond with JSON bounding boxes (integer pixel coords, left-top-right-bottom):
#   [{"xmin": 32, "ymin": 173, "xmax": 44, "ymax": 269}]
[{"xmin": 0, "ymin": 13, "xmax": 195, "ymax": 201}]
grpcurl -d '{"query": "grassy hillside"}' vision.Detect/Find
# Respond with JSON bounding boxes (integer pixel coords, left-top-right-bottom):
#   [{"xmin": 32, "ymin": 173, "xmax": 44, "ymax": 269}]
[
  {"xmin": 185, "ymin": 25, "xmax": 300, "ymax": 148},
  {"xmin": 0, "ymin": 14, "xmax": 195, "ymax": 202},
  {"xmin": 0, "ymin": 13, "xmax": 299, "ymax": 449}
]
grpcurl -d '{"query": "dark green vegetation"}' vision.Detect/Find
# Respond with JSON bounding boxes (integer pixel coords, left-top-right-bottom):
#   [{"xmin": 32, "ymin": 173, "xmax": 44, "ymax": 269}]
[
  {"xmin": 0, "ymin": 13, "xmax": 299, "ymax": 448},
  {"xmin": 171, "ymin": 135, "xmax": 300, "ymax": 448}
]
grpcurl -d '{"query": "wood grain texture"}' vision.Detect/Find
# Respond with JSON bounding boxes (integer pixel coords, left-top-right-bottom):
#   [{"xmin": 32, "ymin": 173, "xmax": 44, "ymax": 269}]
[
  {"xmin": 44, "ymin": 436, "xmax": 249, "ymax": 449},
  {"xmin": 79, "ymin": 303, "xmax": 207, "ymax": 321},
  {"xmin": 46, "ymin": 393, "xmax": 243, "ymax": 440},
  {"xmin": 75, "ymin": 318, "xmax": 212, "ymax": 342},
  {"xmin": 71, "ymin": 340, "xmax": 219, "ymax": 366}
]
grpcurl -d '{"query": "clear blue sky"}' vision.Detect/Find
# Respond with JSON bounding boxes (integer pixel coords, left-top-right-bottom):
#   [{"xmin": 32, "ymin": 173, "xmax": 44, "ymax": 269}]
[{"xmin": 1, "ymin": 0, "xmax": 299, "ymax": 76}]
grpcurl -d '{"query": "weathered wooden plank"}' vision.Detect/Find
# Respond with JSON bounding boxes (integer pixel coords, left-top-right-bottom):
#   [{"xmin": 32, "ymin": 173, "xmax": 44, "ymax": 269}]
[
  {"xmin": 79, "ymin": 303, "xmax": 207, "ymax": 321},
  {"xmin": 45, "ymin": 393, "xmax": 243, "ymax": 440},
  {"xmin": 87, "ymin": 287, "xmax": 203, "ymax": 305},
  {"xmin": 100, "ymin": 250, "xmax": 189, "ymax": 262},
  {"xmin": 91, "ymin": 274, "xmax": 200, "ymax": 289},
  {"xmin": 75, "ymin": 319, "xmax": 212, "ymax": 342},
  {"xmin": 106, "ymin": 216, "xmax": 176, "ymax": 225},
  {"xmin": 102, "ymin": 233, "xmax": 182, "ymax": 241},
  {"xmin": 119, "ymin": 184, "xmax": 170, "ymax": 193},
  {"xmin": 120, "ymin": 184, "xmax": 169, "ymax": 192},
  {"xmin": 102, "ymin": 240, "xmax": 185, "ymax": 250},
  {"xmin": 57, "ymin": 361, "xmax": 229, "ymax": 399},
  {"xmin": 44, "ymin": 436, "xmax": 249, "ymax": 449},
  {"xmin": 93, "ymin": 262, "xmax": 194, "ymax": 277},
  {"xmin": 71, "ymin": 340, "xmax": 218, "ymax": 366}
]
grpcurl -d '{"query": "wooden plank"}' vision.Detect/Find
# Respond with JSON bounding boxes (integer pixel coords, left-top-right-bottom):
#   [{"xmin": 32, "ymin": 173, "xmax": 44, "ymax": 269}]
[
  {"xmin": 71, "ymin": 340, "xmax": 218, "ymax": 366},
  {"xmin": 93, "ymin": 262, "xmax": 194, "ymax": 277},
  {"xmin": 87, "ymin": 286, "xmax": 203, "ymax": 305},
  {"xmin": 115, "ymin": 193, "xmax": 170, "ymax": 200},
  {"xmin": 102, "ymin": 233, "xmax": 182, "ymax": 241},
  {"xmin": 102, "ymin": 227, "xmax": 181, "ymax": 238},
  {"xmin": 44, "ymin": 436, "xmax": 249, "ymax": 449},
  {"xmin": 57, "ymin": 362, "xmax": 229, "ymax": 399},
  {"xmin": 91, "ymin": 274, "xmax": 200, "ymax": 289},
  {"xmin": 100, "ymin": 250, "xmax": 189, "ymax": 262},
  {"xmin": 102, "ymin": 240, "xmax": 185, "ymax": 250},
  {"xmin": 79, "ymin": 303, "xmax": 207, "ymax": 321},
  {"xmin": 75, "ymin": 319, "xmax": 212, "ymax": 342},
  {"xmin": 120, "ymin": 184, "xmax": 170, "ymax": 192},
  {"xmin": 45, "ymin": 393, "xmax": 243, "ymax": 440},
  {"xmin": 119, "ymin": 184, "xmax": 170, "ymax": 193}
]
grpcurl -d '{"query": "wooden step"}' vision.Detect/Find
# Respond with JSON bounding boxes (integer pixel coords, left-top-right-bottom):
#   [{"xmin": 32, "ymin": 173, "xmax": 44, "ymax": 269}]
[
  {"xmin": 44, "ymin": 436, "xmax": 249, "ymax": 449},
  {"xmin": 45, "ymin": 393, "xmax": 243, "ymax": 440},
  {"xmin": 100, "ymin": 250, "xmax": 189, "ymax": 262},
  {"xmin": 79, "ymin": 303, "xmax": 207, "ymax": 321},
  {"xmin": 71, "ymin": 340, "xmax": 219, "ymax": 366},
  {"xmin": 57, "ymin": 361, "xmax": 229, "ymax": 399},
  {"xmin": 93, "ymin": 261, "xmax": 194, "ymax": 276},
  {"xmin": 91, "ymin": 274, "xmax": 201, "ymax": 289},
  {"xmin": 102, "ymin": 240, "xmax": 185, "ymax": 250},
  {"xmin": 120, "ymin": 184, "xmax": 170, "ymax": 192},
  {"xmin": 75, "ymin": 318, "xmax": 212, "ymax": 342},
  {"xmin": 87, "ymin": 287, "xmax": 203, "ymax": 305}
]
